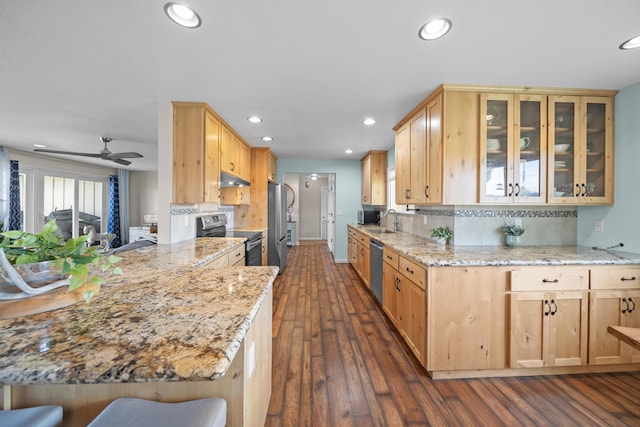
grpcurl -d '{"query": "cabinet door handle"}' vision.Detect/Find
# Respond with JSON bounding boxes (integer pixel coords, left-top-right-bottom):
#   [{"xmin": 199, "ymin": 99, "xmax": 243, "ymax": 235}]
[
  {"xmin": 395, "ymin": 277, "xmax": 400, "ymax": 291},
  {"xmin": 622, "ymin": 297, "xmax": 629, "ymax": 314},
  {"xmin": 406, "ymin": 267, "xmax": 414, "ymax": 275},
  {"xmin": 621, "ymin": 276, "xmax": 637, "ymax": 281},
  {"xmin": 514, "ymin": 183, "xmax": 521, "ymax": 197},
  {"xmin": 544, "ymin": 300, "xmax": 551, "ymax": 316},
  {"xmin": 629, "ymin": 297, "xmax": 636, "ymax": 313},
  {"xmin": 508, "ymin": 183, "xmax": 513, "ymax": 197},
  {"xmin": 550, "ymin": 299, "xmax": 558, "ymax": 315},
  {"xmin": 575, "ymin": 184, "xmax": 581, "ymax": 197},
  {"xmin": 542, "ymin": 278, "xmax": 559, "ymax": 283},
  {"xmin": 240, "ymin": 192, "xmax": 244, "ymax": 201},
  {"xmin": 581, "ymin": 183, "xmax": 587, "ymax": 197},
  {"xmin": 386, "ymin": 255, "xmax": 393, "ymax": 260},
  {"xmin": 405, "ymin": 189, "xmax": 410, "ymax": 199},
  {"xmin": 360, "ymin": 248, "xmax": 364, "ymax": 255},
  {"xmin": 230, "ymin": 162, "xmax": 235, "ymax": 171},
  {"xmin": 425, "ymin": 186, "xmax": 429, "ymax": 198},
  {"xmin": 364, "ymin": 195, "xmax": 367, "ymax": 202}
]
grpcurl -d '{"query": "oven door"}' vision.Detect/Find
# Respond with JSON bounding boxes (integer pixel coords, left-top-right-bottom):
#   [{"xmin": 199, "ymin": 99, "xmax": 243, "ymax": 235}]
[{"xmin": 245, "ymin": 237, "xmax": 263, "ymax": 266}]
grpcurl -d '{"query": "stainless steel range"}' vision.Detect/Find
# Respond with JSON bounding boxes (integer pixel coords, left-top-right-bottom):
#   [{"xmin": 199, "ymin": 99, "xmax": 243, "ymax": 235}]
[{"xmin": 196, "ymin": 214, "xmax": 263, "ymax": 266}]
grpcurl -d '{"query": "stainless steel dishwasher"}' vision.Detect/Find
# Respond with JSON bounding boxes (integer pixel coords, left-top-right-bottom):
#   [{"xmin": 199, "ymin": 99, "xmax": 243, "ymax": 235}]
[{"xmin": 369, "ymin": 238, "xmax": 384, "ymax": 304}]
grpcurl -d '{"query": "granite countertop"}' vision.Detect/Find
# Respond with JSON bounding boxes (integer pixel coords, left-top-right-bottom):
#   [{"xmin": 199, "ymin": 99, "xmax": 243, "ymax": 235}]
[
  {"xmin": 351, "ymin": 224, "xmax": 640, "ymax": 267},
  {"xmin": 0, "ymin": 238, "xmax": 279, "ymax": 385}
]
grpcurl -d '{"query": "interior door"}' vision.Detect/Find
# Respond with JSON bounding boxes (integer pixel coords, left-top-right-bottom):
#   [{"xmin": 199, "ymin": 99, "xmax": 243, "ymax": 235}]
[
  {"xmin": 321, "ymin": 186, "xmax": 328, "ymax": 240},
  {"xmin": 327, "ymin": 174, "xmax": 336, "ymax": 254}
]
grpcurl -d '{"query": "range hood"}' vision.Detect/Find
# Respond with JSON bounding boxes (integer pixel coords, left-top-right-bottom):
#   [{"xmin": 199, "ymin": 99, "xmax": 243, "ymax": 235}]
[{"xmin": 220, "ymin": 171, "xmax": 251, "ymax": 188}]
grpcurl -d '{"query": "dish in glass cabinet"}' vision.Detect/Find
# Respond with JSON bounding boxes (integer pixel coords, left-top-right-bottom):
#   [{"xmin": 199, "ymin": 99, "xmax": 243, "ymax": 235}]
[
  {"xmin": 554, "ymin": 161, "xmax": 566, "ymax": 167},
  {"xmin": 554, "ymin": 143, "xmax": 571, "ymax": 152},
  {"xmin": 554, "ymin": 191, "xmax": 565, "ymax": 197}
]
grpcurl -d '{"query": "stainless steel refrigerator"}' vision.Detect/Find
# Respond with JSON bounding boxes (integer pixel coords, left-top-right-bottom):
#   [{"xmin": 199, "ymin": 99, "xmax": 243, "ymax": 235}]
[{"xmin": 268, "ymin": 182, "xmax": 288, "ymax": 273}]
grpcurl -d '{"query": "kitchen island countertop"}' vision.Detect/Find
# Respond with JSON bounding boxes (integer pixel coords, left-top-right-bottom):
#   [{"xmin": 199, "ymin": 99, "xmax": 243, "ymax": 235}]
[
  {"xmin": 352, "ymin": 224, "xmax": 640, "ymax": 267},
  {"xmin": 0, "ymin": 237, "xmax": 279, "ymax": 385}
]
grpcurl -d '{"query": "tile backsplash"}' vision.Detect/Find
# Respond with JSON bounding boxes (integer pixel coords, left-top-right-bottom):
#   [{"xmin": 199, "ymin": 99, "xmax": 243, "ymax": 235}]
[{"xmin": 380, "ymin": 205, "xmax": 577, "ymax": 246}]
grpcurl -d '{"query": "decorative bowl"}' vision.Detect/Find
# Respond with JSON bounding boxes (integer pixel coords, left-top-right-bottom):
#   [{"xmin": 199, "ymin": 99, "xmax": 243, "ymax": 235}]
[{"xmin": 554, "ymin": 144, "xmax": 570, "ymax": 152}]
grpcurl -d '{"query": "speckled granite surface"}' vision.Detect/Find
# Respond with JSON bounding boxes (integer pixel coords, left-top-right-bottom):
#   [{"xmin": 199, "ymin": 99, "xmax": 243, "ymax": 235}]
[
  {"xmin": 353, "ymin": 225, "xmax": 640, "ymax": 267},
  {"xmin": 0, "ymin": 238, "xmax": 279, "ymax": 385}
]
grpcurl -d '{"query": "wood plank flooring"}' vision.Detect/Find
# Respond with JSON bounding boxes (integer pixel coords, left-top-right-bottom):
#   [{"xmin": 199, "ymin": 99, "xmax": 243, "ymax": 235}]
[{"xmin": 266, "ymin": 242, "xmax": 640, "ymax": 426}]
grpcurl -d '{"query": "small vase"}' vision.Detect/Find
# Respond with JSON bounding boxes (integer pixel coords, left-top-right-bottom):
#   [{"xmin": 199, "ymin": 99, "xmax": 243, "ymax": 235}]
[
  {"xmin": 435, "ymin": 238, "xmax": 447, "ymax": 245},
  {"xmin": 505, "ymin": 235, "xmax": 521, "ymax": 247}
]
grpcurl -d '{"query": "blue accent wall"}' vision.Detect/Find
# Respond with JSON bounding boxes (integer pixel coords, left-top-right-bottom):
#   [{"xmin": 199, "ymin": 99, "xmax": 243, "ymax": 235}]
[
  {"xmin": 277, "ymin": 158, "xmax": 361, "ymax": 261},
  {"xmin": 577, "ymin": 83, "xmax": 640, "ymax": 253}
]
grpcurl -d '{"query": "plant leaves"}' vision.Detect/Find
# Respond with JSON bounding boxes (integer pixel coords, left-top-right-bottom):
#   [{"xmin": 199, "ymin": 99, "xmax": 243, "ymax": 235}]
[
  {"xmin": 68, "ymin": 275, "xmax": 84, "ymax": 291},
  {"xmin": 108, "ymin": 255, "xmax": 123, "ymax": 264},
  {"xmin": 2, "ymin": 230, "xmax": 23, "ymax": 239},
  {"xmin": 112, "ymin": 267, "xmax": 123, "ymax": 275},
  {"xmin": 83, "ymin": 289, "xmax": 95, "ymax": 303},
  {"xmin": 15, "ymin": 254, "xmax": 39, "ymax": 264}
]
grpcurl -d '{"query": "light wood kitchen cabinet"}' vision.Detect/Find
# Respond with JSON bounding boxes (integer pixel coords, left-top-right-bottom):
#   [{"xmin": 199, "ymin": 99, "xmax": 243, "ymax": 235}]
[
  {"xmin": 548, "ymin": 95, "xmax": 614, "ymax": 204},
  {"xmin": 261, "ymin": 230, "xmax": 268, "ymax": 266},
  {"xmin": 172, "ymin": 102, "xmax": 221, "ymax": 204},
  {"xmin": 267, "ymin": 149, "xmax": 277, "ymax": 182},
  {"xmin": 509, "ymin": 267, "xmax": 588, "ymax": 368},
  {"xmin": 234, "ymin": 147, "xmax": 277, "ymax": 231},
  {"xmin": 480, "ymin": 93, "xmax": 547, "ymax": 204},
  {"xmin": 360, "ymin": 150, "xmax": 387, "ymax": 206},
  {"xmin": 589, "ymin": 266, "xmax": 640, "ymax": 365},
  {"xmin": 428, "ymin": 266, "xmax": 507, "ymax": 372},
  {"xmin": 382, "ymin": 247, "xmax": 426, "ymax": 363},
  {"xmin": 228, "ymin": 245, "xmax": 246, "ymax": 266},
  {"xmin": 356, "ymin": 231, "xmax": 370, "ymax": 287},
  {"xmin": 348, "ymin": 228, "xmax": 357, "ymax": 268},
  {"xmin": 220, "ymin": 186, "xmax": 250, "ymax": 205},
  {"xmin": 394, "ymin": 94, "xmax": 444, "ymax": 205},
  {"xmin": 394, "ymin": 87, "xmax": 478, "ymax": 205},
  {"xmin": 220, "ymin": 126, "xmax": 251, "ymax": 181}
]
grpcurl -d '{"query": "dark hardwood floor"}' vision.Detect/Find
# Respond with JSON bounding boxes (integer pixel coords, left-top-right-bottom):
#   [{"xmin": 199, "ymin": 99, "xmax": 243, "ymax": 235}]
[{"xmin": 266, "ymin": 242, "xmax": 640, "ymax": 426}]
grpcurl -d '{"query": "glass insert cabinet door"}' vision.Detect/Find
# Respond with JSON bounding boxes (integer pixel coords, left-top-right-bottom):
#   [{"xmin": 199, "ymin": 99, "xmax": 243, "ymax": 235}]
[
  {"xmin": 548, "ymin": 95, "xmax": 613, "ymax": 204},
  {"xmin": 480, "ymin": 93, "xmax": 545, "ymax": 203}
]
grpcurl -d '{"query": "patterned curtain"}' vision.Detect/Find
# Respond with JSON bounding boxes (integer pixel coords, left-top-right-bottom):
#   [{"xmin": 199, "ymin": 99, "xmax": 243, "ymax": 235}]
[
  {"xmin": 108, "ymin": 175, "xmax": 122, "ymax": 247},
  {"xmin": 9, "ymin": 160, "xmax": 21, "ymax": 230}
]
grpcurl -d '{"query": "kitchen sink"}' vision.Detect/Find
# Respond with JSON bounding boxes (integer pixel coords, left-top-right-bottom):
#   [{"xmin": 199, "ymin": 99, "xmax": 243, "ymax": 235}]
[{"xmin": 368, "ymin": 229, "xmax": 396, "ymax": 234}]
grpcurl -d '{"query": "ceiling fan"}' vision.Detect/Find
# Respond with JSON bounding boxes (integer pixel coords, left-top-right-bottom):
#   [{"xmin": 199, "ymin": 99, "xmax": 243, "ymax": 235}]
[{"xmin": 34, "ymin": 137, "xmax": 143, "ymax": 166}]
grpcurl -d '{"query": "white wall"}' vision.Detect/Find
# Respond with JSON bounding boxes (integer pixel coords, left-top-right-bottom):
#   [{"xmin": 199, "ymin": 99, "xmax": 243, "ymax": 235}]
[{"xmin": 129, "ymin": 171, "xmax": 158, "ymax": 226}]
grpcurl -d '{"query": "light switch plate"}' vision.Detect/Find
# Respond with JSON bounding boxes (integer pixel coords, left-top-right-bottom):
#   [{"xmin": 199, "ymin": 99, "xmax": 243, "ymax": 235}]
[{"xmin": 594, "ymin": 219, "xmax": 604, "ymax": 232}]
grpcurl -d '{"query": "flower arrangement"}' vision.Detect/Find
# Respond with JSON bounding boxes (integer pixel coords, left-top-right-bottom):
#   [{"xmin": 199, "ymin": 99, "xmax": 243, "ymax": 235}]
[
  {"xmin": 501, "ymin": 224, "xmax": 525, "ymax": 236},
  {"xmin": 431, "ymin": 226, "xmax": 453, "ymax": 242}
]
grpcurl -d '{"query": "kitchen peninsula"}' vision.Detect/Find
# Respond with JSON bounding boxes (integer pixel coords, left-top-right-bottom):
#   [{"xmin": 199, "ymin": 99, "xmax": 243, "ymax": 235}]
[
  {"xmin": 0, "ymin": 238, "xmax": 278, "ymax": 427},
  {"xmin": 350, "ymin": 224, "xmax": 640, "ymax": 380}
]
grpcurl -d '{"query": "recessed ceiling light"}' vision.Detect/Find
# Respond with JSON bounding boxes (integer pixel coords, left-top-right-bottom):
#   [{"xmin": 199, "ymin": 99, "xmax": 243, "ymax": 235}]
[
  {"xmin": 164, "ymin": 3, "xmax": 201, "ymax": 28},
  {"xmin": 345, "ymin": 149, "xmax": 353, "ymax": 154},
  {"xmin": 247, "ymin": 116, "xmax": 262, "ymax": 123},
  {"xmin": 362, "ymin": 118, "xmax": 376, "ymax": 126},
  {"xmin": 620, "ymin": 35, "xmax": 640, "ymax": 50},
  {"xmin": 33, "ymin": 144, "xmax": 46, "ymax": 148},
  {"xmin": 418, "ymin": 18, "xmax": 452, "ymax": 41},
  {"xmin": 262, "ymin": 136, "xmax": 273, "ymax": 142}
]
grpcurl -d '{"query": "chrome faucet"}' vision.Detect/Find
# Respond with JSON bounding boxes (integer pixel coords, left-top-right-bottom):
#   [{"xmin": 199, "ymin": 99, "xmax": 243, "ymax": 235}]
[{"xmin": 383, "ymin": 209, "xmax": 399, "ymax": 231}]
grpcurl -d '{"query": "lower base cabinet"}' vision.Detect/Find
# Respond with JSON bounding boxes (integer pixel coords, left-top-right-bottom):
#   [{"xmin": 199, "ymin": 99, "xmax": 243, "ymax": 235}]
[
  {"xmin": 382, "ymin": 247, "xmax": 426, "ymax": 363},
  {"xmin": 427, "ymin": 266, "xmax": 507, "ymax": 372},
  {"xmin": 589, "ymin": 266, "xmax": 640, "ymax": 365}
]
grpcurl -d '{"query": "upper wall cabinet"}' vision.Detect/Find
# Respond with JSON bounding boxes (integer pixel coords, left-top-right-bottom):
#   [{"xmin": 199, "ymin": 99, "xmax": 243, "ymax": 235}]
[
  {"xmin": 172, "ymin": 102, "xmax": 221, "ymax": 204},
  {"xmin": 361, "ymin": 150, "xmax": 387, "ymax": 206},
  {"xmin": 394, "ymin": 84, "xmax": 617, "ymax": 206},
  {"xmin": 220, "ymin": 127, "xmax": 252, "ymax": 182},
  {"xmin": 480, "ymin": 93, "xmax": 547, "ymax": 204},
  {"xmin": 548, "ymin": 96, "xmax": 614, "ymax": 205}
]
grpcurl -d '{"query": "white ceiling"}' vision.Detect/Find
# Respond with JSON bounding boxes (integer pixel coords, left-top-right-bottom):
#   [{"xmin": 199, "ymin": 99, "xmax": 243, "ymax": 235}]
[{"xmin": 1, "ymin": 0, "xmax": 639, "ymax": 171}]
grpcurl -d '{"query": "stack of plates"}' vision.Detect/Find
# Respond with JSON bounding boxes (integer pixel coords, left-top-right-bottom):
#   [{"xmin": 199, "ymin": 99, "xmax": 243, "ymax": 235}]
[{"xmin": 554, "ymin": 161, "xmax": 567, "ymax": 168}]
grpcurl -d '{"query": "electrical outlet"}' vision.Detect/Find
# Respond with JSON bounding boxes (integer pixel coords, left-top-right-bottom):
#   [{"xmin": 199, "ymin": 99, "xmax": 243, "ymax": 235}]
[{"xmin": 594, "ymin": 219, "xmax": 604, "ymax": 232}]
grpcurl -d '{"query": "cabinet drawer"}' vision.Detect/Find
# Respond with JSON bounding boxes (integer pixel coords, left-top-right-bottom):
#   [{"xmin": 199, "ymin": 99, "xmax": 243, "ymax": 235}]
[
  {"xmin": 348, "ymin": 227, "xmax": 356, "ymax": 238},
  {"xmin": 383, "ymin": 247, "xmax": 399, "ymax": 270},
  {"xmin": 510, "ymin": 267, "xmax": 588, "ymax": 291},
  {"xmin": 356, "ymin": 231, "xmax": 369, "ymax": 245},
  {"xmin": 591, "ymin": 266, "xmax": 640, "ymax": 290},
  {"xmin": 228, "ymin": 246, "xmax": 245, "ymax": 266},
  {"xmin": 399, "ymin": 256, "xmax": 426, "ymax": 290},
  {"xmin": 208, "ymin": 254, "xmax": 228, "ymax": 269}
]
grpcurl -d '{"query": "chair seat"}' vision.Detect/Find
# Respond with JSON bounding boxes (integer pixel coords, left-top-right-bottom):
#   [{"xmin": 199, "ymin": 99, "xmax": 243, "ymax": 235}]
[
  {"xmin": 88, "ymin": 397, "xmax": 226, "ymax": 427},
  {"xmin": 0, "ymin": 405, "xmax": 63, "ymax": 427}
]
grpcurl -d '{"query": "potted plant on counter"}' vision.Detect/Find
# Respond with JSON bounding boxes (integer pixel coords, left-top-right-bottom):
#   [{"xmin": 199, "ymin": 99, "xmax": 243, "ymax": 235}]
[
  {"xmin": 502, "ymin": 224, "xmax": 525, "ymax": 247},
  {"xmin": 0, "ymin": 219, "xmax": 123, "ymax": 302},
  {"xmin": 431, "ymin": 226, "xmax": 453, "ymax": 245}
]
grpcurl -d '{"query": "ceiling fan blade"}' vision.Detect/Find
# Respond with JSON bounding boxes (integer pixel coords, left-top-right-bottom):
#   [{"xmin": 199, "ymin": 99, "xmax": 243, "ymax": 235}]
[
  {"xmin": 34, "ymin": 148, "xmax": 103, "ymax": 158},
  {"xmin": 111, "ymin": 158, "xmax": 132, "ymax": 166},
  {"xmin": 103, "ymin": 152, "xmax": 144, "ymax": 159}
]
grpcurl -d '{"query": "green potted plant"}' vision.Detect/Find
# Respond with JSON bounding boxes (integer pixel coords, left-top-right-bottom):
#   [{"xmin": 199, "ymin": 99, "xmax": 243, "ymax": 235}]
[
  {"xmin": 502, "ymin": 224, "xmax": 525, "ymax": 247},
  {"xmin": 431, "ymin": 226, "xmax": 453, "ymax": 245},
  {"xmin": 0, "ymin": 219, "xmax": 122, "ymax": 302}
]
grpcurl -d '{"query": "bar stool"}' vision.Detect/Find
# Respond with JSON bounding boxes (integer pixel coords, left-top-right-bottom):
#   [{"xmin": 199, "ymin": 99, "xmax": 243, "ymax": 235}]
[
  {"xmin": 0, "ymin": 405, "xmax": 63, "ymax": 427},
  {"xmin": 88, "ymin": 397, "xmax": 226, "ymax": 427}
]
